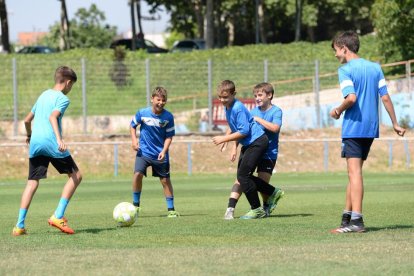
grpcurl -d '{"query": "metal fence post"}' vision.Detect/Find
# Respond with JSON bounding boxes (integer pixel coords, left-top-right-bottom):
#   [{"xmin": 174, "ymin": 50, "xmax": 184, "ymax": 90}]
[
  {"xmin": 208, "ymin": 59, "xmax": 213, "ymax": 131},
  {"xmin": 264, "ymin": 59, "xmax": 268, "ymax": 82},
  {"xmin": 12, "ymin": 58, "xmax": 18, "ymax": 137},
  {"xmin": 314, "ymin": 60, "xmax": 321, "ymax": 128},
  {"xmin": 324, "ymin": 141, "xmax": 329, "ymax": 172},
  {"xmin": 114, "ymin": 143, "xmax": 119, "ymax": 177},
  {"xmin": 145, "ymin": 59, "xmax": 150, "ymax": 107},
  {"xmin": 406, "ymin": 61, "xmax": 412, "ymax": 95},
  {"xmin": 187, "ymin": 142, "xmax": 192, "ymax": 175},
  {"xmin": 81, "ymin": 58, "xmax": 87, "ymax": 134},
  {"xmin": 404, "ymin": 140, "xmax": 411, "ymax": 169},
  {"xmin": 388, "ymin": 140, "xmax": 393, "ymax": 168}
]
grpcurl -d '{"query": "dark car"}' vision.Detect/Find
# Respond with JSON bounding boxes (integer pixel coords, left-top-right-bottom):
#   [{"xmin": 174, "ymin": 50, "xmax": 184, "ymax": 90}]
[
  {"xmin": 110, "ymin": 38, "xmax": 168, "ymax": 53},
  {"xmin": 17, "ymin": 46, "xmax": 57, "ymax": 54},
  {"xmin": 170, "ymin": 39, "xmax": 206, "ymax": 53}
]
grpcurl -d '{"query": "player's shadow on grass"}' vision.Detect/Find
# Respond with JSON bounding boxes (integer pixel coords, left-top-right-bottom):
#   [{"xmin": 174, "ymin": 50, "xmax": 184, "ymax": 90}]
[
  {"xmin": 366, "ymin": 224, "xmax": 413, "ymax": 232},
  {"xmin": 269, "ymin": 213, "xmax": 313, "ymax": 218},
  {"xmin": 76, "ymin": 227, "xmax": 118, "ymax": 234}
]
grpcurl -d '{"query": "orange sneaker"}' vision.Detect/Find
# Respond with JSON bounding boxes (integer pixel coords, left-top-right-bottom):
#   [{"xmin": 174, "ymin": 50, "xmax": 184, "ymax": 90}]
[
  {"xmin": 12, "ymin": 226, "xmax": 27, "ymax": 236},
  {"xmin": 48, "ymin": 215, "xmax": 74, "ymax": 234}
]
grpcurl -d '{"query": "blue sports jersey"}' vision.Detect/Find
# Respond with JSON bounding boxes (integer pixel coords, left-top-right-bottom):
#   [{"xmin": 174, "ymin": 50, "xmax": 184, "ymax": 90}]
[
  {"xmin": 338, "ymin": 58, "xmax": 388, "ymax": 138},
  {"xmin": 29, "ymin": 89, "xmax": 70, "ymax": 158},
  {"xmin": 250, "ymin": 105, "xmax": 282, "ymax": 160},
  {"xmin": 130, "ymin": 107, "xmax": 175, "ymax": 161},
  {"xmin": 225, "ymin": 99, "xmax": 264, "ymax": 146}
]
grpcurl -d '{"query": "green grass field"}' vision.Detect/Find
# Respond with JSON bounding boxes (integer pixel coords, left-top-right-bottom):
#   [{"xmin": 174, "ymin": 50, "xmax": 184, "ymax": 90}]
[{"xmin": 1, "ymin": 173, "xmax": 413, "ymax": 275}]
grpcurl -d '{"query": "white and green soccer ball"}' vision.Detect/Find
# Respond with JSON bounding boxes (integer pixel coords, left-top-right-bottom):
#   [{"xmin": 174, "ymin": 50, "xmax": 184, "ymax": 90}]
[{"xmin": 113, "ymin": 202, "xmax": 137, "ymax": 227}]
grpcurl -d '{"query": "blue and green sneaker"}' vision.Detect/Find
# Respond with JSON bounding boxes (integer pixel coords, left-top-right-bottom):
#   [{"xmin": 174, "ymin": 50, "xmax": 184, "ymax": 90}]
[
  {"xmin": 266, "ymin": 188, "xmax": 284, "ymax": 215},
  {"xmin": 240, "ymin": 207, "xmax": 266, "ymax": 219}
]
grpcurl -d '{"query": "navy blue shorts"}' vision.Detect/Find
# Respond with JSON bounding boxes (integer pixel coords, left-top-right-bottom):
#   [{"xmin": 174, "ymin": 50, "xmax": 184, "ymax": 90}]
[
  {"xmin": 256, "ymin": 158, "xmax": 277, "ymax": 174},
  {"xmin": 134, "ymin": 155, "xmax": 170, "ymax": 178},
  {"xmin": 341, "ymin": 138, "xmax": 374, "ymax": 160},
  {"xmin": 28, "ymin": 155, "xmax": 79, "ymax": 180}
]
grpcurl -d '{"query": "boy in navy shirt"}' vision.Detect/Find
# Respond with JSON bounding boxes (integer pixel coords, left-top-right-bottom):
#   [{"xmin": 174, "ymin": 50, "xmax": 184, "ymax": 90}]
[
  {"xmin": 330, "ymin": 31, "xmax": 405, "ymax": 233},
  {"xmin": 213, "ymin": 80, "xmax": 282, "ymax": 219},
  {"xmin": 130, "ymin": 87, "xmax": 179, "ymax": 218},
  {"xmin": 224, "ymin": 83, "xmax": 284, "ymax": 219}
]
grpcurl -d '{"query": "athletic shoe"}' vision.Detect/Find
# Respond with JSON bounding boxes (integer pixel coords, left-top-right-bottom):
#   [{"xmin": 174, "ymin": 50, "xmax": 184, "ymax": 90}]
[
  {"xmin": 263, "ymin": 204, "xmax": 270, "ymax": 217},
  {"xmin": 135, "ymin": 206, "xmax": 141, "ymax": 215},
  {"xmin": 240, "ymin": 207, "xmax": 266, "ymax": 219},
  {"xmin": 48, "ymin": 215, "xmax": 75, "ymax": 234},
  {"xmin": 340, "ymin": 213, "xmax": 351, "ymax": 227},
  {"xmin": 167, "ymin": 211, "xmax": 180, "ymax": 218},
  {"xmin": 224, "ymin": 207, "xmax": 235, "ymax": 220},
  {"xmin": 331, "ymin": 218, "xmax": 365, "ymax": 233},
  {"xmin": 12, "ymin": 226, "xmax": 27, "ymax": 236},
  {"xmin": 266, "ymin": 188, "xmax": 285, "ymax": 214}
]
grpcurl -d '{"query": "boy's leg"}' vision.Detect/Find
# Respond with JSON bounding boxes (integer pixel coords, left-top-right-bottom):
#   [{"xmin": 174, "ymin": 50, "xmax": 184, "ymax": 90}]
[
  {"xmin": 13, "ymin": 180, "xmax": 40, "ymax": 235},
  {"xmin": 160, "ymin": 177, "xmax": 179, "ymax": 217},
  {"xmin": 257, "ymin": 172, "xmax": 271, "ymax": 202},
  {"xmin": 224, "ymin": 181, "xmax": 242, "ymax": 220},
  {"xmin": 347, "ymin": 157, "xmax": 364, "ymax": 214},
  {"xmin": 132, "ymin": 172, "xmax": 144, "ymax": 207}
]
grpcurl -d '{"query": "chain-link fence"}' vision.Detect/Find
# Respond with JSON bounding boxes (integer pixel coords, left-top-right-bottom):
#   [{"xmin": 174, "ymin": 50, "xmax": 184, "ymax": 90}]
[{"xmin": 0, "ymin": 57, "xmax": 413, "ymax": 137}]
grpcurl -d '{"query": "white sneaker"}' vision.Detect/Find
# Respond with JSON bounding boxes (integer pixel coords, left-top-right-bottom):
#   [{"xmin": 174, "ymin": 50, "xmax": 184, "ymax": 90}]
[{"xmin": 224, "ymin": 207, "xmax": 235, "ymax": 220}]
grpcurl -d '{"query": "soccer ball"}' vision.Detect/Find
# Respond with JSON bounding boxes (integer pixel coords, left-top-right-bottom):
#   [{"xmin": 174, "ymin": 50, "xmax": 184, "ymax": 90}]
[{"xmin": 113, "ymin": 202, "xmax": 137, "ymax": 227}]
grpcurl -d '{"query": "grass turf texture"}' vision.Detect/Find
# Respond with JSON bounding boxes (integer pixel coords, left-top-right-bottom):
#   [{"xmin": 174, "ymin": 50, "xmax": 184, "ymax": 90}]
[{"xmin": 1, "ymin": 172, "xmax": 413, "ymax": 275}]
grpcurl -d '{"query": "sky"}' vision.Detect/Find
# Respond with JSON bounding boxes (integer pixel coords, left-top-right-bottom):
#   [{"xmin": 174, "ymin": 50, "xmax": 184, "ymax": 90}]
[{"xmin": 6, "ymin": 0, "xmax": 170, "ymax": 42}]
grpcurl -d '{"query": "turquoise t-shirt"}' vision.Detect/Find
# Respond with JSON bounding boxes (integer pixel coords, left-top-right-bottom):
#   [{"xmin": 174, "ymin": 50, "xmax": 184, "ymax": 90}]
[{"xmin": 29, "ymin": 89, "xmax": 70, "ymax": 158}]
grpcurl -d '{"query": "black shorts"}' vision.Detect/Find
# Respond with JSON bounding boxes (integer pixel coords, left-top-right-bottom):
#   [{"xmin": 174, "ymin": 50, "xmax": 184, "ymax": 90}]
[
  {"xmin": 256, "ymin": 159, "xmax": 277, "ymax": 174},
  {"xmin": 28, "ymin": 155, "xmax": 79, "ymax": 180},
  {"xmin": 341, "ymin": 138, "xmax": 374, "ymax": 160},
  {"xmin": 134, "ymin": 155, "xmax": 170, "ymax": 178}
]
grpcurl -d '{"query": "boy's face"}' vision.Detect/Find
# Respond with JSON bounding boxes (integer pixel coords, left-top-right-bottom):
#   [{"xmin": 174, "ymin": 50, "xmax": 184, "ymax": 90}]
[
  {"xmin": 217, "ymin": 90, "xmax": 235, "ymax": 108},
  {"xmin": 333, "ymin": 44, "xmax": 347, "ymax": 64},
  {"xmin": 62, "ymin": 80, "xmax": 75, "ymax": 95},
  {"xmin": 151, "ymin": 95, "xmax": 167, "ymax": 114},
  {"xmin": 254, "ymin": 90, "xmax": 272, "ymax": 108}
]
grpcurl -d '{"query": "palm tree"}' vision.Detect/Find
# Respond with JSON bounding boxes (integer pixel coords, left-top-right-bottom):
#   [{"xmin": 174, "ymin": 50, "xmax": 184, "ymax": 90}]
[{"xmin": 0, "ymin": 0, "xmax": 10, "ymax": 53}]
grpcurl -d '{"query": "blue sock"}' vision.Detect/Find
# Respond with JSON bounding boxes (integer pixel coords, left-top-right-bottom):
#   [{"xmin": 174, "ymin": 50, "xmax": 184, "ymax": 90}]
[
  {"xmin": 16, "ymin": 208, "xmax": 28, "ymax": 228},
  {"xmin": 54, "ymin": 197, "xmax": 69, "ymax": 219},
  {"xmin": 133, "ymin": 191, "xmax": 141, "ymax": 207},
  {"xmin": 166, "ymin": 196, "xmax": 174, "ymax": 211},
  {"xmin": 351, "ymin": 211, "xmax": 362, "ymax": 220}
]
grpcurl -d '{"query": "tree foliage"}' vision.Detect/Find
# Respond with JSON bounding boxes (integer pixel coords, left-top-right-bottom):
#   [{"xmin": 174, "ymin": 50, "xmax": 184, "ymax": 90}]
[
  {"xmin": 372, "ymin": 0, "xmax": 414, "ymax": 62},
  {"xmin": 41, "ymin": 4, "xmax": 117, "ymax": 49}
]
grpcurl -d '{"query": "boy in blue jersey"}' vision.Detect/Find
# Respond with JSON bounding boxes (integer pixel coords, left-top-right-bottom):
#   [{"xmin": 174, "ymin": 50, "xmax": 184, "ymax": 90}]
[
  {"xmin": 130, "ymin": 87, "xmax": 179, "ymax": 218},
  {"xmin": 212, "ymin": 80, "xmax": 283, "ymax": 219},
  {"xmin": 12, "ymin": 66, "xmax": 82, "ymax": 236},
  {"xmin": 224, "ymin": 83, "xmax": 284, "ymax": 219},
  {"xmin": 330, "ymin": 31, "xmax": 405, "ymax": 233}
]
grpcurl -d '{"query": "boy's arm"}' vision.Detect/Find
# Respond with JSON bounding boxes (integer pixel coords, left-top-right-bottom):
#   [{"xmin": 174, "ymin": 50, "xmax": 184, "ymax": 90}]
[
  {"xmin": 130, "ymin": 125, "xmax": 139, "ymax": 151},
  {"xmin": 158, "ymin": 137, "xmax": 173, "ymax": 161},
  {"xmin": 330, "ymin": 93, "xmax": 357, "ymax": 119},
  {"xmin": 24, "ymin": 112, "xmax": 34, "ymax": 145},
  {"xmin": 212, "ymin": 131, "xmax": 246, "ymax": 146},
  {"xmin": 381, "ymin": 94, "xmax": 406, "ymax": 136},
  {"xmin": 49, "ymin": 110, "xmax": 66, "ymax": 152},
  {"xmin": 253, "ymin": 117, "xmax": 281, "ymax": 133}
]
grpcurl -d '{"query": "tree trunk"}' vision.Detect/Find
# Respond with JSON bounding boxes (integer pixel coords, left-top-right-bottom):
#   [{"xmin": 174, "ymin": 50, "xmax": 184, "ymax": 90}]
[
  {"xmin": 205, "ymin": 0, "xmax": 214, "ymax": 49},
  {"xmin": 130, "ymin": 0, "xmax": 137, "ymax": 50},
  {"xmin": 136, "ymin": 0, "xmax": 144, "ymax": 36},
  {"xmin": 294, "ymin": 0, "xmax": 302, "ymax": 41},
  {"xmin": 59, "ymin": 0, "xmax": 70, "ymax": 50},
  {"xmin": 227, "ymin": 18, "xmax": 235, "ymax": 46},
  {"xmin": 258, "ymin": 0, "xmax": 266, "ymax": 44},
  {"xmin": 192, "ymin": 0, "xmax": 204, "ymax": 39},
  {"xmin": 0, "ymin": 0, "xmax": 10, "ymax": 53}
]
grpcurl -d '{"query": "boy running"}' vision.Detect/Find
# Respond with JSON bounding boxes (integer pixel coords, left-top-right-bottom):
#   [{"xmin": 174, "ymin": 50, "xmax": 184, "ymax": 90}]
[
  {"xmin": 330, "ymin": 31, "xmax": 405, "ymax": 233},
  {"xmin": 12, "ymin": 66, "xmax": 82, "ymax": 236},
  {"xmin": 212, "ymin": 80, "xmax": 283, "ymax": 219},
  {"xmin": 224, "ymin": 82, "xmax": 284, "ymax": 219},
  {"xmin": 130, "ymin": 86, "xmax": 179, "ymax": 218}
]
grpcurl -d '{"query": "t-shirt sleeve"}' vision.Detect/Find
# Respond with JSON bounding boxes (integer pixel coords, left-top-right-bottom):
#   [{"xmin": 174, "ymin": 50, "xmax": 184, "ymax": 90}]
[
  {"xmin": 377, "ymin": 66, "xmax": 388, "ymax": 97},
  {"xmin": 236, "ymin": 109, "xmax": 250, "ymax": 136},
  {"xmin": 166, "ymin": 114, "xmax": 175, "ymax": 138},
  {"xmin": 54, "ymin": 95, "xmax": 70, "ymax": 115},
  {"xmin": 338, "ymin": 67, "xmax": 355, "ymax": 98},
  {"xmin": 130, "ymin": 110, "xmax": 141, "ymax": 128},
  {"xmin": 272, "ymin": 108, "xmax": 282, "ymax": 126},
  {"xmin": 31, "ymin": 101, "xmax": 38, "ymax": 114}
]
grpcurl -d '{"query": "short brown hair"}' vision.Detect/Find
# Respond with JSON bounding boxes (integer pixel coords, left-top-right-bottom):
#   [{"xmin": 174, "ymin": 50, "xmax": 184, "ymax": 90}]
[
  {"xmin": 217, "ymin": 80, "xmax": 236, "ymax": 95},
  {"xmin": 152, "ymin": 86, "xmax": 168, "ymax": 99},
  {"xmin": 331, "ymin": 31, "xmax": 360, "ymax": 53},
  {"xmin": 54, "ymin": 66, "xmax": 77, "ymax": 84},
  {"xmin": 253, "ymin": 82, "xmax": 274, "ymax": 100}
]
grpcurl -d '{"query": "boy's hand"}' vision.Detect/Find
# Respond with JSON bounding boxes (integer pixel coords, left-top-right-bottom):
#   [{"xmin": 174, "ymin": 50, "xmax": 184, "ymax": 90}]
[
  {"xmin": 212, "ymin": 135, "xmax": 225, "ymax": 146},
  {"xmin": 220, "ymin": 142, "xmax": 227, "ymax": 152},
  {"xmin": 158, "ymin": 152, "xmax": 166, "ymax": 161},
  {"xmin": 329, "ymin": 108, "xmax": 341, "ymax": 120},
  {"xmin": 131, "ymin": 143, "xmax": 139, "ymax": 151},
  {"xmin": 57, "ymin": 138, "xmax": 67, "ymax": 152},
  {"xmin": 393, "ymin": 124, "xmax": 406, "ymax": 137}
]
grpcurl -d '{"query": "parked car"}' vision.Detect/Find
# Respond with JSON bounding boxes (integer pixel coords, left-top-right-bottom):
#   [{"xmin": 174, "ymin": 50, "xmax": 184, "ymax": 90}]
[
  {"xmin": 170, "ymin": 39, "xmax": 206, "ymax": 53},
  {"xmin": 110, "ymin": 38, "xmax": 168, "ymax": 53},
  {"xmin": 17, "ymin": 46, "xmax": 57, "ymax": 54}
]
